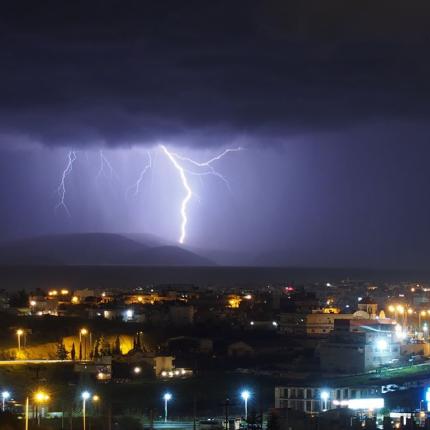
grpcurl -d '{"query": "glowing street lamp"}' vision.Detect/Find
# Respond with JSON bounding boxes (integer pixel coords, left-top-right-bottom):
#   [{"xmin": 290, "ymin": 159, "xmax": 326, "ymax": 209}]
[
  {"xmin": 241, "ymin": 390, "xmax": 251, "ymax": 419},
  {"xmin": 1, "ymin": 391, "xmax": 10, "ymax": 411},
  {"xmin": 320, "ymin": 390, "xmax": 329, "ymax": 411},
  {"xmin": 163, "ymin": 392, "xmax": 172, "ymax": 422},
  {"xmin": 79, "ymin": 328, "xmax": 88, "ymax": 360},
  {"xmin": 82, "ymin": 391, "xmax": 91, "ymax": 430},
  {"xmin": 34, "ymin": 390, "xmax": 50, "ymax": 426},
  {"xmin": 16, "ymin": 329, "xmax": 24, "ymax": 351}
]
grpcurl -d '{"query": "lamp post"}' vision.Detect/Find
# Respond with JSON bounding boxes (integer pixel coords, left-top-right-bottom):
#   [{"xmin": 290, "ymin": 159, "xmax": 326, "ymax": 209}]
[
  {"xmin": 1, "ymin": 391, "xmax": 10, "ymax": 411},
  {"xmin": 25, "ymin": 397, "xmax": 29, "ymax": 430},
  {"xmin": 82, "ymin": 391, "xmax": 90, "ymax": 430},
  {"xmin": 34, "ymin": 390, "xmax": 50, "ymax": 426},
  {"xmin": 163, "ymin": 393, "xmax": 172, "ymax": 422},
  {"xmin": 241, "ymin": 390, "xmax": 251, "ymax": 420},
  {"xmin": 80, "ymin": 328, "xmax": 88, "ymax": 360},
  {"xmin": 320, "ymin": 391, "xmax": 329, "ymax": 411},
  {"xmin": 16, "ymin": 329, "xmax": 24, "ymax": 352}
]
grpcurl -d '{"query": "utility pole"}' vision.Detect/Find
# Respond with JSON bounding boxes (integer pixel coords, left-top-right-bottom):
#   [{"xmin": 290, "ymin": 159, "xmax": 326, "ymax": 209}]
[
  {"xmin": 193, "ymin": 395, "xmax": 197, "ymax": 430},
  {"xmin": 221, "ymin": 398, "xmax": 231, "ymax": 430}
]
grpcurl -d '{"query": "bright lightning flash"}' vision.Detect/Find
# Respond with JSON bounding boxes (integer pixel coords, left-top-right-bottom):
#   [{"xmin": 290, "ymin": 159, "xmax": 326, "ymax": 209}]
[
  {"xmin": 169, "ymin": 147, "xmax": 243, "ymax": 191},
  {"xmin": 160, "ymin": 145, "xmax": 192, "ymax": 244},
  {"xmin": 55, "ymin": 150, "xmax": 77, "ymax": 216},
  {"xmin": 160, "ymin": 144, "xmax": 242, "ymax": 244}
]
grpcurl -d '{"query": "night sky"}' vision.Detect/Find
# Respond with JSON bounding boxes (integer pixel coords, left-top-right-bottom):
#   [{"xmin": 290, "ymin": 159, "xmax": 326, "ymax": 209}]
[{"xmin": 1, "ymin": 1, "xmax": 430, "ymax": 268}]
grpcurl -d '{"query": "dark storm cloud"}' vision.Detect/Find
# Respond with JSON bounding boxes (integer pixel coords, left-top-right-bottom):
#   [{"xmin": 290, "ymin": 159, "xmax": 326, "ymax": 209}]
[{"xmin": 1, "ymin": 0, "xmax": 430, "ymax": 147}]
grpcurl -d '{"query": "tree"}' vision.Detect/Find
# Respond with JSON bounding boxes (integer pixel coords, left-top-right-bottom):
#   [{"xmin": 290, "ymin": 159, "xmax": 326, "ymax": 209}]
[
  {"xmin": 56, "ymin": 341, "xmax": 68, "ymax": 360},
  {"xmin": 9, "ymin": 290, "xmax": 28, "ymax": 308},
  {"xmin": 113, "ymin": 336, "xmax": 121, "ymax": 355},
  {"xmin": 71, "ymin": 343, "xmax": 76, "ymax": 361},
  {"xmin": 93, "ymin": 338, "xmax": 100, "ymax": 359}
]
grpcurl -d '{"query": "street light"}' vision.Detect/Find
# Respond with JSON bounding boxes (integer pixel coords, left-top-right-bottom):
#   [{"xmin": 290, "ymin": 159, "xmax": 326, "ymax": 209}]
[
  {"xmin": 80, "ymin": 328, "xmax": 88, "ymax": 360},
  {"xmin": 82, "ymin": 391, "xmax": 91, "ymax": 430},
  {"xmin": 320, "ymin": 390, "xmax": 329, "ymax": 411},
  {"xmin": 16, "ymin": 329, "xmax": 24, "ymax": 351},
  {"xmin": 34, "ymin": 390, "xmax": 50, "ymax": 426},
  {"xmin": 1, "ymin": 391, "xmax": 10, "ymax": 411},
  {"xmin": 241, "ymin": 390, "xmax": 251, "ymax": 420},
  {"xmin": 163, "ymin": 392, "xmax": 172, "ymax": 422}
]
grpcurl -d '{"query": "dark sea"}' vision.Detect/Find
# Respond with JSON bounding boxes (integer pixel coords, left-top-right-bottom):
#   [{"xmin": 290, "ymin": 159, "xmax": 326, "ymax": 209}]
[{"xmin": 0, "ymin": 265, "xmax": 430, "ymax": 290}]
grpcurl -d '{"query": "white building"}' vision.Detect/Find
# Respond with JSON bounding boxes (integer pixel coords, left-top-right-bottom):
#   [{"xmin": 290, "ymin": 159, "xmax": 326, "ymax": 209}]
[
  {"xmin": 319, "ymin": 319, "xmax": 400, "ymax": 373},
  {"xmin": 275, "ymin": 385, "xmax": 381, "ymax": 414}
]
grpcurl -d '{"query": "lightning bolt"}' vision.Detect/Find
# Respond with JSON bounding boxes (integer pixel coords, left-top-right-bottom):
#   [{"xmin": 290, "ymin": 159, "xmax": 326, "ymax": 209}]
[
  {"xmin": 127, "ymin": 151, "xmax": 152, "ymax": 198},
  {"xmin": 168, "ymin": 147, "xmax": 243, "ymax": 191},
  {"xmin": 160, "ymin": 145, "xmax": 192, "ymax": 244},
  {"xmin": 96, "ymin": 150, "xmax": 119, "ymax": 183},
  {"xmin": 160, "ymin": 144, "xmax": 242, "ymax": 244},
  {"xmin": 55, "ymin": 150, "xmax": 77, "ymax": 216}
]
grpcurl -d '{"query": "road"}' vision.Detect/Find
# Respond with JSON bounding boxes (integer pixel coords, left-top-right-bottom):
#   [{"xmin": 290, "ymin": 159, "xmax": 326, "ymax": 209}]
[{"xmin": 0, "ymin": 359, "xmax": 76, "ymax": 365}]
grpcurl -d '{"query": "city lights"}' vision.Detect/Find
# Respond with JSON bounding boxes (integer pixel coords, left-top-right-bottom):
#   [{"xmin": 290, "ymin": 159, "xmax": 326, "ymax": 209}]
[{"xmin": 347, "ymin": 398, "xmax": 384, "ymax": 410}]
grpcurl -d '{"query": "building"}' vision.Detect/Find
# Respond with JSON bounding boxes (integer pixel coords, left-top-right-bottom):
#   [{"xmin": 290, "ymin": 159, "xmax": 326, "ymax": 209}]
[
  {"xmin": 357, "ymin": 297, "xmax": 378, "ymax": 317},
  {"xmin": 280, "ymin": 312, "xmax": 361, "ymax": 336},
  {"xmin": 275, "ymin": 385, "xmax": 381, "ymax": 415},
  {"xmin": 319, "ymin": 319, "xmax": 400, "ymax": 373},
  {"xmin": 168, "ymin": 304, "xmax": 194, "ymax": 326}
]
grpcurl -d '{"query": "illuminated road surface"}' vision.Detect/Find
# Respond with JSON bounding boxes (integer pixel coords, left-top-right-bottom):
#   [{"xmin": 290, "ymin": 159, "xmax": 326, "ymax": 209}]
[{"xmin": 0, "ymin": 360, "xmax": 76, "ymax": 365}]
